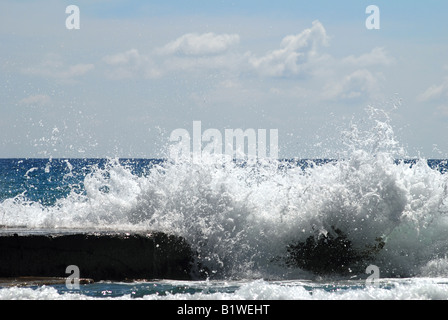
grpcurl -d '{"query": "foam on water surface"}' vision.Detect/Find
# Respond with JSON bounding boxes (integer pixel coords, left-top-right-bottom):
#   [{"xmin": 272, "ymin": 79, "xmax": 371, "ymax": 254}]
[{"xmin": 1, "ymin": 278, "xmax": 448, "ymax": 300}]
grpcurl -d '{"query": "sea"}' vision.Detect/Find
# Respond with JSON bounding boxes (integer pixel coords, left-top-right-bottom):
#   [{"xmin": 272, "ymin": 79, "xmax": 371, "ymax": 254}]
[{"xmin": 1, "ymin": 110, "xmax": 448, "ymax": 301}]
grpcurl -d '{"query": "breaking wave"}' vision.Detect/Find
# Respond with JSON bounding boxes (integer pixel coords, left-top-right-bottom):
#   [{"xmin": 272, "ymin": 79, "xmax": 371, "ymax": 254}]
[{"xmin": 1, "ymin": 107, "xmax": 448, "ymax": 280}]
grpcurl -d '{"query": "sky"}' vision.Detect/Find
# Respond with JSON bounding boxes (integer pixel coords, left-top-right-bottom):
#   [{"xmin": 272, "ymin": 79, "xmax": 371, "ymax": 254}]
[{"xmin": 1, "ymin": 0, "xmax": 448, "ymax": 159}]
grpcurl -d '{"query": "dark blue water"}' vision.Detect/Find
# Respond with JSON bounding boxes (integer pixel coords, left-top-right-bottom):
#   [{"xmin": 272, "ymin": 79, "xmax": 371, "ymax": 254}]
[{"xmin": 0, "ymin": 158, "xmax": 164, "ymax": 206}]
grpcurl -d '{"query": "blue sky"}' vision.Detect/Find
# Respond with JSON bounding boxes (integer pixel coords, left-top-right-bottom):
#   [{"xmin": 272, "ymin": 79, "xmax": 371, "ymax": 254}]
[{"xmin": 1, "ymin": 1, "xmax": 448, "ymax": 158}]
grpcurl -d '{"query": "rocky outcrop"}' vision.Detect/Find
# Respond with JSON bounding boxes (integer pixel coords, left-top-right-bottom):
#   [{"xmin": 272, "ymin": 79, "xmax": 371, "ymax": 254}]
[
  {"xmin": 284, "ymin": 227, "xmax": 385, "ymax": 275},
  {"xmin": 0, "ymin": 229, "xmax": 194, "ymax": 281}
]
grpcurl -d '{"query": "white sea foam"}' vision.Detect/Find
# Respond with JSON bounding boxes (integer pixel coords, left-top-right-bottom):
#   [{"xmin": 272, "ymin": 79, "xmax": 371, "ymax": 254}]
[
  {"xmin": 1, "ymin": 278, "xmax": 448, "ymax": 300},
  {"xmin": 1, "ymin": 107, "xmax": 448, "ymax": 280}
]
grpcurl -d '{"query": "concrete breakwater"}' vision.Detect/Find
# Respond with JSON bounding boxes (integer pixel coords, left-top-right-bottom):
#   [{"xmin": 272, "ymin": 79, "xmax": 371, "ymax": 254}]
[{"xmin": 0, "ymin": 229, "xmax": 194, "ymax": 282}]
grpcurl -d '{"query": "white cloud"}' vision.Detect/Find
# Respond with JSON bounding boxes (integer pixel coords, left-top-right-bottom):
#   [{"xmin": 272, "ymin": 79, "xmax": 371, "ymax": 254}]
[
  {"xmin": 320, "ymin": 48, "xmax": 392, "ymax": 101},
  {"xmin": 157, "ymin": 32, "xmax": 240, "ymax": 56},
  {"xmin": 418, "ymin": 77, "xmax": 448, "ymax": 102},
  {"xmin": 161, "ymin": 52, "xmax": 245, "ymax": 75},
  {"xmin": 243, "ymin": 21, "xmax": 392, "ymax": 101},
  {"xmin": 418, "ymin": 74, "xmax": 448, "ymax": 118},
  {"xmin": 102, "ymin": 33, "xmax": 242, "ymax": 79},
  {"xmin": 248, "ymin": 20, "xmax": 329, "ymax": 77},
  {"xmin": 18, "ymin": 94, "xmax": 51, "ymax": 106},
  {"xmin": 64, "ymin": 64, "xmax": 95, "ymax": 78},
  {"xmin": 103, "ymin": 49, "xmax": 161, "ymax": 79},
  {"xmin": 323, "ymin": 69, "xmax": 383, "ymax": 100},
  {"xmin": 435, "ymin": 105, "xmax": 448, "ymax": 117},
  {"xmin": 103, "ymin": 49, "xmax": 141, "ymax": 65},
  {"xmin": 22, "ymin": 54, "xmax": 94, "ymax": 80},
  {"xmin": 342, "ymin": 47, "xmax": 393, "ymax": 67},
  {"xmin": 98, "ymin": 22, "xmax": 392, "ymax": 104}
]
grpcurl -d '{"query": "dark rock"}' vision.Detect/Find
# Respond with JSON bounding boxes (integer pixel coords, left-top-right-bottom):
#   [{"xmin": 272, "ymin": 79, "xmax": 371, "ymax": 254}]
[
  {"xmin": 0, "ymin": 229, "xmax": 195, "ymax": 281},
  {"xmin": 285, "ymin": 227, "xmax": 385, "ymax": 275}
]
